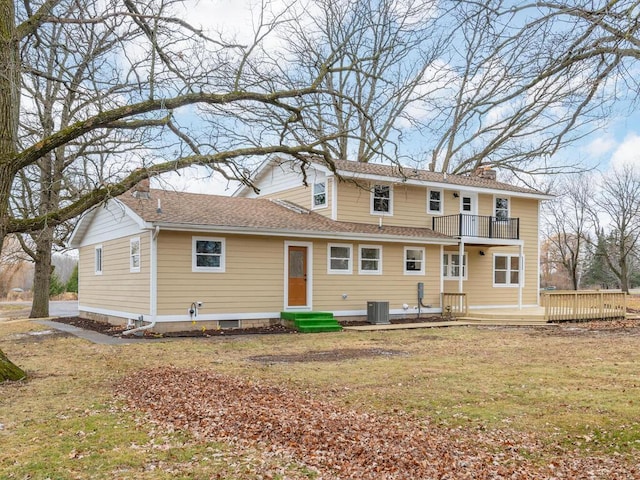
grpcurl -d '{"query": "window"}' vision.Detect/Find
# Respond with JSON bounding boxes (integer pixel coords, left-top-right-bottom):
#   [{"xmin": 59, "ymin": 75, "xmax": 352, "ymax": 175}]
[
  {"xmin": 328, "ymin": 243, "xmax": 352, "ymax": 274},
  {"xmin": 442, "ymin": 253, "xmax": 467, "ymax": 279},
  {"xmin": 130, "ymin": 237, "xmax": 141, "ymax": 272},
  {"xmin": 427, "ymin": 189, "xmax": 442, "ymax": 214},
  {"xmin": 95, "ymin": 245, "xmax": 103, "ymax": 275},
  {"xmin": 359, "ymin": 245, "xmax": 382, "ymax": 274},
  {"xmin": 495, "ymin": 197, "xmax": 509, "ymax": 220},
  {"xmin": 404, "ymin": 247, "xmax": 425, "ymax": 275},
  {"xmin": 192, "ymin": 237, "xmax": 225, "ymax": 272},
  {"xmin": 313, "ymin": 181, "xmax": 326, "ymax": 208},
  {"xmin": 494, "ymin": 254, "xmax": 522, "ymax": 286},
  {"xmin": 371, "ymin": 184, "xmax": 392, "ymax": 214},
  {"xmin": 462, "ymin": 196, "xmax": 472, "ymax": 212}
]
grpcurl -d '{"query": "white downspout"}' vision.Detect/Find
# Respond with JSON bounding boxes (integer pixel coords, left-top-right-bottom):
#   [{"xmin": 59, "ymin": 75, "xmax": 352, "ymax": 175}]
[{"xmin": 123, "ymin": 227, "xmax": 159, "ymax": 336}]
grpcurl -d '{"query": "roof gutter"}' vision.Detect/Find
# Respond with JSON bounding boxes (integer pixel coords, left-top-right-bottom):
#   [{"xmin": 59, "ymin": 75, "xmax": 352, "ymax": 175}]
[
  {"xmin": 142, "ymin": 222, "xmax": 459, "ymax": 245},
  {"xmin": 335, "ymin": 171, "xmax": 554, "ymax": 200}
]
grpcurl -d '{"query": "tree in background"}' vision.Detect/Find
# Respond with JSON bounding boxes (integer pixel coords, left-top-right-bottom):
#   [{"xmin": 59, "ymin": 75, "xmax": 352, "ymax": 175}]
[
  {"xmin": 581, "ymin": 230, "xmax": 618, "ymax": 289},
  {"xmin": 588, "ymin": 166, "xmax": 640, "ymax": 293},
  {"xmin": 65, "ymin": 264, "xmax": 78, "ymax": 294},
  {"xmin": 543, "ymin": 174, "xmax": 592, "ymax": 290}
]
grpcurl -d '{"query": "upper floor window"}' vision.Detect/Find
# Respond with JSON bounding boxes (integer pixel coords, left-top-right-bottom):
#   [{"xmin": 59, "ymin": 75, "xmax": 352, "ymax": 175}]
[
  {"xmin": 359, "ymin": 245, "xmax": 382, "ymax": 274},
  {"xmin": 130, "ymin": 237, "xmax": 141, "ymax": 273},
  {"xmin": 95, "ymin": 245, "xmax": 103, "ymax": 275},
  {"xmin": 494, "ymin": 254, "xmax": 521, "ymax": 287},
  {"xmin": 427, "ymin": 189, "xmax": 442, "ymax": 214},
  {"xmin": 495, "ymin": 197, "xmax": 509, "ymax": 220},
  {"xmin": 328, "ymin": 243, "xmax": 352, "ymax": 274},
  {"xmin": 371, "ymin": 185, "xmax": 392, "ymax": 215},
  {"xmin": 462, "ymin": 196, "xmax": 472, "ymax": 212},
  {"xmin": 404, "ymin": 247, "xmax": 425, "ymax": 275},
  {"xmin": 193, "ymin": 237, "xmax": 225, "ymax": 272},
  {"xmin": 443, "ymin": 253, "xmax": 467, "ymax": 279},
  {"xmin": 313, "ymin": 181, "xmax": 326, "ymax": 208}
]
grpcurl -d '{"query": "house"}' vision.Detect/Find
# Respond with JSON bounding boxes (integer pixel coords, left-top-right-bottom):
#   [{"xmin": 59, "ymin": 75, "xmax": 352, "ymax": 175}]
[{"xmin": 69, "ymin": 157, "xmax": 552, "ymax": 332}]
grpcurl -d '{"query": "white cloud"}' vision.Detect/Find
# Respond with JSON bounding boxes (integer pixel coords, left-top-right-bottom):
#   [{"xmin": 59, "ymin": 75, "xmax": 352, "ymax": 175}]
[
  {"xmin": 153, "ymin": 166, "xmax": 240, "ymax": 195},
  {"xmin": 609, "ymin": 133, "xmax": 640, "ymax": 170},
  {"xmin": 583, "ymin": 135, "xmax": 617, "ymax": 159}
]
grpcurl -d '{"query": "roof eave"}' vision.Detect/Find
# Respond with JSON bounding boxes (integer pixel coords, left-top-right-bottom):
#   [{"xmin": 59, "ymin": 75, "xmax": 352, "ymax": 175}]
[
  {"xmin": 335, "ymin": 170, "xmax": 553, "ymax": 200},
  {"xmin": 149, "ymin": 221, "xmax": 458, "ymax": 245}
]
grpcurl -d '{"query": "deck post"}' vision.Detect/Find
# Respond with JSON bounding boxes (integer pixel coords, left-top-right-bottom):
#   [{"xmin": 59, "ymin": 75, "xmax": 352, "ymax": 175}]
[
  {"xmin": 439, "ymin": 244, "xmax": 444, "ymax": 310},
  {"xmin": 518, "ymin": 244, "xmax": 523, "ymax": 309},
  {"xmin": 458, "ymin": 240, "xmax": 464, "ymax": 294}
]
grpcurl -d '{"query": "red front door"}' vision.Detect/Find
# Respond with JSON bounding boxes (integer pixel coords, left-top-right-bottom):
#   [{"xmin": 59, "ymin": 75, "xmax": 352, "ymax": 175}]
[{"xmin": 288, "ymin": 246, "xmax": 307, "ymax": 306}]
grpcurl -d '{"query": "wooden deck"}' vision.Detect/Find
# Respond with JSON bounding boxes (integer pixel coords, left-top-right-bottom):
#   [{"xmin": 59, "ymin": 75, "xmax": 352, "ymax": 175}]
[{"xmin": 460, "ymin": 306, "xmax": 547, "ymax": 325}]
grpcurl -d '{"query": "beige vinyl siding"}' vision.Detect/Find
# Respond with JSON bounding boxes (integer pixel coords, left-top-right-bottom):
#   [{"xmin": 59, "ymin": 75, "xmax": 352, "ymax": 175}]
[
  {"xmin": 156, "ymin": 231, "xmax": 285, "ymax": 315},
  {"xmin": 444, "ymin": 197, "xmax": 540, "ymax": 306},
  {"xmin": 313, "ymin": 242, "xmax": 441, "ymax": 312},
  {"xmin": 258, "ymin": 179, "xmax": 333, "ymax": 218},
  {"xmin": 155, "ymin": 232, "xmax": 441, "ymax": 316},
  {"xmin": 337, "ymin": 181, "xmax": 467, "ymax": 226},
  {"xmin": 78, "ymin": 232, "xmax": 151, "ymax": 313}
]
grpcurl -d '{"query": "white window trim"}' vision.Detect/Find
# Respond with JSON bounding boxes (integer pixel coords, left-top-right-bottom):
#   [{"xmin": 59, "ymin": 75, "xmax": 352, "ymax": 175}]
[
  {"xmin": 192, "ymin": 236, "xmax": 226, "ymax": 272},
  {"xmin": 404, "ymin": 246, "xmax": 425, "ymax": 275},
  {"xmin": 327, "ymin": 243, "xmax": 353, "ymax": 274},
  {"xmin": 442, "ymin": 252, "xmax": 467, "ymax": 280},
  {"xmin": 130, "ymin": 237, "xmax": 141, "ymax": 273},
  {"xmin": 312, "ymin": 181, "xmax": 327, "ymax": 209},
  {"xmin": 370, "ymin": 184, "xmax": 393, "ymax": 216},
  {"xmin": 427, "ymin": 188, "xmax": 443, "ymax": 215},
  {"xmin": 493, "ymin": 253, "xmax": 524, "ymax": 288},
  {"xmin": 359, "ymin": 245, "xmax": 383, "ymax": 275},
  {"xmin": 95, "ymin": 244, "xmax": 103, "ymax": 275},
  {"xmin": 494, "ymin": 195, "xmax": 510, "ymax": 220}
]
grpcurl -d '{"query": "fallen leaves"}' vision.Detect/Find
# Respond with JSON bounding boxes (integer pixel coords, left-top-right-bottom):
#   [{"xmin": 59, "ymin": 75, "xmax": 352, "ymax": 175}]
[{"xmin": 116, "ymin": 367, "xmax": 639, "ymax": 479}]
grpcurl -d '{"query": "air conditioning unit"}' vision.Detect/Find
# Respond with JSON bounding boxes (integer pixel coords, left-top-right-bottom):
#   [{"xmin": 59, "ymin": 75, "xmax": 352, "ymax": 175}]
[{"xmin": 367, "ymin": 301, "xmax": 390, "ymax": 325}]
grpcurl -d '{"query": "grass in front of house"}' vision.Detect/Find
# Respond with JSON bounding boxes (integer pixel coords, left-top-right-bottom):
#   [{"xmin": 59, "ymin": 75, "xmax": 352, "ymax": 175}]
[{"xmin": 1, "ymin": 320, "xmax": 639, "ymax": 478}]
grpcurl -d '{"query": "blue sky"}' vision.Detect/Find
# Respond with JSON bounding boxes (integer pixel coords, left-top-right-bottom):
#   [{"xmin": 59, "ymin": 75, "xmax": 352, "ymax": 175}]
[{"xmin": 153, "ymin": 0, "xmax": 640, "ymax": 195}]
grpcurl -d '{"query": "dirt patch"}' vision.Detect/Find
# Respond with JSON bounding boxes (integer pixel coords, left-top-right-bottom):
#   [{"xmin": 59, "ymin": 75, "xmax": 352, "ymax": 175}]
[
  {"xmin": 53, "ymin": 316, "xmax": 297, "ymax": 337},
  {"xmin": 10, "ymin": 329, "xmax": 72, "ymax": 344},
  {"xmin": 527, "ymin": 319, "xmax": 640, "ymax": 338},
  {"xmin": 247, "ymin": 348, "xmax": 407, "ymax": 363}
]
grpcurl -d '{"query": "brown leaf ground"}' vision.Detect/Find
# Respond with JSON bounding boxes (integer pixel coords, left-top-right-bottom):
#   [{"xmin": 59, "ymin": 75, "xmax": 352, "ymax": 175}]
[{"xmin": 116, "ymin": 368, "xmax": 640, "ymax": 479}]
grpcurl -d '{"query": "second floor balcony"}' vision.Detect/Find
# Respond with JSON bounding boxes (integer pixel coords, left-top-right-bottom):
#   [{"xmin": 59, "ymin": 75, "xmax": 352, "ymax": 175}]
[{"xmin": 432, "ymin": 214, "xmax": 520, "ymax": 240}]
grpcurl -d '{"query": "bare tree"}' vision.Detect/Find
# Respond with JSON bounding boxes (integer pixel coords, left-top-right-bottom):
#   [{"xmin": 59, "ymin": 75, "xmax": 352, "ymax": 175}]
[
  {"xmin": 543, "ymin": 174, "xmax": 593, "ymax": 290},
  {"xmin": 589, "ymin": 166, "xmax": 640, "ymax": 294},
  {"xmin": 283, "ymin": 0, "xmax": 448, "ymax": 163},
  {"xmin": 425, "ymin": 1, "xmax": 623, "ymax": 177},
  {"xmin": 457, "ymin": 0, "xmax": 639, "ymax": 174},
  {"xmin": 0, "ymin": 0, "xmax": 347, "ymax": 260}
]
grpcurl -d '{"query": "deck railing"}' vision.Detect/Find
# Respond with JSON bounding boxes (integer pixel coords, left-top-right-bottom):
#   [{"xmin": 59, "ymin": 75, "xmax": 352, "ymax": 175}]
[
  {"xmin": 441, "ymin": 292, "xmax": 468, "ymax": 318},
  {"xmin": 542, "ymin": 291, "xmax": 627, "ymax": 322},
  {"xmin": 432, "ymin": 214, "xmax": 519, "ymax": 240}
]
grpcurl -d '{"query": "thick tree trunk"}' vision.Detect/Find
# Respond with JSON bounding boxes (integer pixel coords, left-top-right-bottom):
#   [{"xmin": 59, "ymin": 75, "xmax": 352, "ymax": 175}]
[
  {"xmin": 0, "ymin": 347, "xmax": 26, "ymax": 382},
  {"xmin": 29, "ymin": 231, "xmax": 53, "ymax": 318},
  {"xmin": 0, "ymin": 0, "xmax": 19, "ymax": 260}
]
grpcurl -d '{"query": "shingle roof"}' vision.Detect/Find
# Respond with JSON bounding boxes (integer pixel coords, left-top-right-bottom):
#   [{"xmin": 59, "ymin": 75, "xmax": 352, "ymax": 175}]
[
  {"xmin": 119, "ymin": 189, "xmax": 455, "ymax": 243},
  {"xmin": 310, "ymin": 158, "xmax": 546, "ymax": 196}
]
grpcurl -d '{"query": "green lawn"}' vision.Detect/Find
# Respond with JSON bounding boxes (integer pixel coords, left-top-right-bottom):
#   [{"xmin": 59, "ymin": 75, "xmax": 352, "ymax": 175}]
[{"xmin": 1, "ymin": 319, "xmax": 639, "ymax": 478}]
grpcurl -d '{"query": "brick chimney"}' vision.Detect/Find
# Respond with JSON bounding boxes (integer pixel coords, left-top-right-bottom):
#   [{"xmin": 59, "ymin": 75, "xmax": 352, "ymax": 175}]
[
  {"xmin": 474, "ymin": 165, "xmax": 497, "ymax": 181},
  {"xmin": 132, "ymin": 178, "xmax": 151, "ymax": 199}
]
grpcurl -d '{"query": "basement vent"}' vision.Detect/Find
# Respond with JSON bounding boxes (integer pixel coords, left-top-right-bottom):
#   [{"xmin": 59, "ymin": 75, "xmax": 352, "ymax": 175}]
[{"xmin": 218, "ymin": 320, "xmax": 240, "ymax": 329}]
